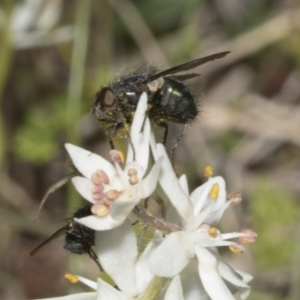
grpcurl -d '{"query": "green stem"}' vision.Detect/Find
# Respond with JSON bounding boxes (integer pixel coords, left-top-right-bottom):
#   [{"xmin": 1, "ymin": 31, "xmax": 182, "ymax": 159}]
[
  {"xmin": 140, "ymin": 277, "xmax": 168, "ymax": 300},
  {"xmin": 66, "ymin": 0, "xmax": 91, "ymax": 285},
  {"xmin": 0, "ymin": 0, "xmax": 14, "ymax": 169}
]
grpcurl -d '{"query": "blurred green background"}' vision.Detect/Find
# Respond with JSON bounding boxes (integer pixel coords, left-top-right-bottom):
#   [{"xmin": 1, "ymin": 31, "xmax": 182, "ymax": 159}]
[{"xmin": 1, "ymin": 0, "xmax": 300, "ymax": 299}]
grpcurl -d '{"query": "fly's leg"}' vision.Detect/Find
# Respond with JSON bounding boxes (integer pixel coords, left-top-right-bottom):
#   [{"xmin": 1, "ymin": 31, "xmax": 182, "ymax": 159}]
[
  {"xmin": 106, "ymin": 123, "xmax": 122, "ymax": 149},
  {"xmin": 78, "ymin": 224, "xmax": 103, "ymax": 271},
  {"xmin": 88, "ymin": 247, "xmax": 103, "ymax": 271},
  {"xmin": 171, "ymin": 123, "xmax": 187, "ymax": 168},
  {"xmin": 107, "ymin": 119, "xmax": 136, "ymax": 161},
  {"xmin": 157, "ymin": 121, "xmax": 168, "ymax": 144}
]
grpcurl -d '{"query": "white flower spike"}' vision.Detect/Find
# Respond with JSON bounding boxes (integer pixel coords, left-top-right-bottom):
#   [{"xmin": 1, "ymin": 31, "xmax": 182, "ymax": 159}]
[{"xmin": 33, "ymin": 88, "xmax": 255, "ymax": 300}]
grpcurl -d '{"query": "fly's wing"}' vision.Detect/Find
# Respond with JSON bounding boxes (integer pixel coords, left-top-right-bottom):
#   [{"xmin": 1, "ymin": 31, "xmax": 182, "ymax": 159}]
[
  {"xmin": 170, "ymin": 73, "xmax": 200, "ymax": 81},
  {"xmin": 30, "ymin": 225, "xmax": 69, "ymax": 256},
  {"xmin": 144, "ymin": 51, "xmax": 230, "ymax": 82}
]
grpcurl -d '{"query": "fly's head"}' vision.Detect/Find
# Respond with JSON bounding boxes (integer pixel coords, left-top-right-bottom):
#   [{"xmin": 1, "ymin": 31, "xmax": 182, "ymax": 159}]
[{"xmin": 91, "ymin": 87, "xmax": 123, "ymax": 125}]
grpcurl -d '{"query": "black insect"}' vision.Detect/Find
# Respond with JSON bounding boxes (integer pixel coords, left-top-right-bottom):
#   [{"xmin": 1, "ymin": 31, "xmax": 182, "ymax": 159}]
[
  {"xmin": 91, "ymin": 51, "xmax": 230, "ymax": 162},
  {"xmin": 30, "ymin": 205, "xmax": 101, "ymax": 270}
]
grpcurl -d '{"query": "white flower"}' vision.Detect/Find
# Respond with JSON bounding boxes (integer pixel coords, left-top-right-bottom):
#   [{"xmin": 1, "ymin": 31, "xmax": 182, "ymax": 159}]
[
  {"xmin": 94, "ymin": 219, "xmax": 157, "ymax": 297},
  {"xmin": 0, "ymin": 0, "xmax": 74, "ymax": 49},
  {"xmin": 65, "ymin": 93, "xmax": 162, "ymax": 230},
  {"xmin": 148, "ymin": 143, "xmax": 255, "ymax": 300},
  {"xmin": 34, "ymin": 276, "xmax": 185, "ymax": 300},
  {"xmin": 34, "ymin": 222, "xmax": 184, "ymax": 300}
]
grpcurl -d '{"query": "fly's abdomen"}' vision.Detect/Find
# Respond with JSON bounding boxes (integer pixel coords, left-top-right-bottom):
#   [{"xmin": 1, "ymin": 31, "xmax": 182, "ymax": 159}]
[{"xmin": 151, "ymin": 77, "xmax": 198, "ymax": 123}]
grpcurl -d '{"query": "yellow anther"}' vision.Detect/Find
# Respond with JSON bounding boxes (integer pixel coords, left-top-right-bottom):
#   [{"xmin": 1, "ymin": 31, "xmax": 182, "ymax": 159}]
[
  {"xmin": 91, "ymin": 203, "xmax": 110, "ymax": 216},
  {"xmin": 64, "ymin": 273, "xmax": 78, "ymax": 284},
  {"xmin": 239, "ymin": 228, "xmax": 257, "ymax": 244},
  {"xmin": 127, "ymin": 168, "xmax": 137, "ymax": 176},
  {"xmin": 229, "ymin": 244, "xmax": 245, "ymax": 255},
  {"xmin": 95, "ymin": 169, "xmax": 109, "ymax": 185},
  {"xmin": 209, "ymin": 183, "xmax": 219, "ymax": 199},
  {"xmin": 227, "ymin": 192, "xmax": 242, "ymax": 205},
  {"xmin": 208, "ymin": 227, "xmax": 218, "ymax": 238},
  {"xmin": 110, "ymin": 150, "xmax": 125, "ymax": 164},
  {"xmin": 106, "ymin": 189, "xmax": 120, "ymax": 201},
  {"xmin": 129, "ymin": 174, "xmax": 139, "ymax": 185},
  {"xmin": 204, "ymin": 166, "xmax": 214, "ymax": 178}
]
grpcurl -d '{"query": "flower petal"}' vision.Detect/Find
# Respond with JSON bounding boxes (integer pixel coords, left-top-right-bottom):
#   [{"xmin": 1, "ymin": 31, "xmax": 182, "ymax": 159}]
[
  {"xmin": 180, "ymin": 274, "xmax": 210, "ymax": 300},
  {"xmin": 189, "ymin": 176, "xmax": 227, "ymax": 229},
  {"xmin": 216, "ymin": 256, "xmax": 252, "ymax": 299},
  {"xmin": 110, "ymin": 198, "xmax": 140, "ymax": 222},
  {"xmin": 75, "ymin": 275, "xmax": 97, "ymax": 290},
  {"xmin": 97, "ymin": 278, "xmax": 128, "ymax": 300},
  {"xmin": 205, "ymin": 201, "xmax": 231, "ymax": 224},
  {"xmin": 126, "ymin": 92, "xmax": 150, "ymax": 173},
  {"xmin": 149, "ymin": 232, "xmax": 194, "ymax": 277},
  {"xmin": 234, "ymin": 270, "xmax": 253, "ymax": 300},
  {"xmin": 95, "ymin": 219, "xmax": 138, "ymax": 297},
  {"xmin": 155, "ymin": 144, "xmax": 193, "ymax": 221},
  {"xmin": 71, "ymin": 177, "xmax": 96, "ymax": 203},
  {"xmin": 211, "ymin": 176, "xmax": 227, "ymax": 211},
  {"xmin": 75, "ymin": 214, "xmax": 122, "ymax": 230},
  {"xmin": 195, "ymin": 247, "xmax": 235, "ymax": 300},
  {"xmin": 96, "ymin": 278, "xmax": 127, "ymax": 300},
  {"xmin": 191, "ymin": 176, "xmax": 225, "ymax": 216},
  {"xmin": 140, "ymin": 156, "xmax": 163, "ymax": 197},
  {"xmin": 35, "ymin": 293, "xmax": 97, "ymax": 300},
  {"xmin": 135, "ymin": 231, "xmax": 163, "ymax": 294},
  {"xmin": 179, "ymin": 174, "xmax": 189, "ymax": 195},
  {"xmin": 65, "ymin": 144, "xmax": 116, "ymax": 180},
  {"xmin": 164, "ymin": 275, "xmax": 184, "ymax": 300}
]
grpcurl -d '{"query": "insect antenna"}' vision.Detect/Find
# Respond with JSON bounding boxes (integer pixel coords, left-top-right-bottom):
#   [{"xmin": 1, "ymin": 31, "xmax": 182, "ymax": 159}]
[{"xmin": 34, "ymin": 170, "xmax": 79, "ymax": 222}]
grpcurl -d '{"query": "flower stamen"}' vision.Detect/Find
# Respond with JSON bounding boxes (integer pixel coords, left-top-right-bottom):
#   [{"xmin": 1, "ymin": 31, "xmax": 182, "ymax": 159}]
[
  {"xmin": 240, "ymin": 228, "xmax": 258, "ymax": 244},
  {"xmin": 64, "ymin": 273, "xmax": 79, "ymax": 284},
  {"xmin": 96, "ymin": 169, "xmax": 110, "ymax": 184},
  {"xmin": 106, "ymin": 189, "xmax": 120, "ymax": 201},
  {"xmin": 227, "ymin": 192, "xmax": 242, "ymax": 205},
  {"xmin": 208, "ymin": 227, "xmax": 218, "ymax": 238},
  {"xmin": 91, "ymin": 203, "xmax": 110, "ymax": 216},
  {"xmin": 91, "ymin": 169, "xmax": 109, "ymax": 185},
  {"xmin": 229, "ymin": 243, "xmax": 245, "ymax": 255},
  {"xmin": 204, "ymin": 165, "xmax": 214, "ymax": 177},
  {"xmin": 92, "ymin": 185, "xmax": 105, "ymax": 200},
  {"xmin": 110, "ymin": 149, "xmax": 125, "ymax": 164},
  {"xmin": 209, "ymin": 183, "xmax": 219, "ymax": 199},
  {"xmin": 128, "ymin": 168, "xmax": 139, "ymax": 185}
]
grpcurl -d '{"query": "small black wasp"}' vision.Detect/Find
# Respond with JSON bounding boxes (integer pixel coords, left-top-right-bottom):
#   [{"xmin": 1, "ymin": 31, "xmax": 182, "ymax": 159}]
[
  {"xmin": 91, "ymin": 51, "xmax": 229, "ymax": 160},
  {"xmin": 30, "ymin": 205, "xmax": 101, "ymax": 270}
]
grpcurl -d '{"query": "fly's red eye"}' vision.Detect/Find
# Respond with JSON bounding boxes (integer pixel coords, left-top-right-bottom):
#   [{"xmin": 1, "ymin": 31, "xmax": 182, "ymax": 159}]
[{"xmin": 95, "ymin": 87, "xmax": 115, "ymax": 107}]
